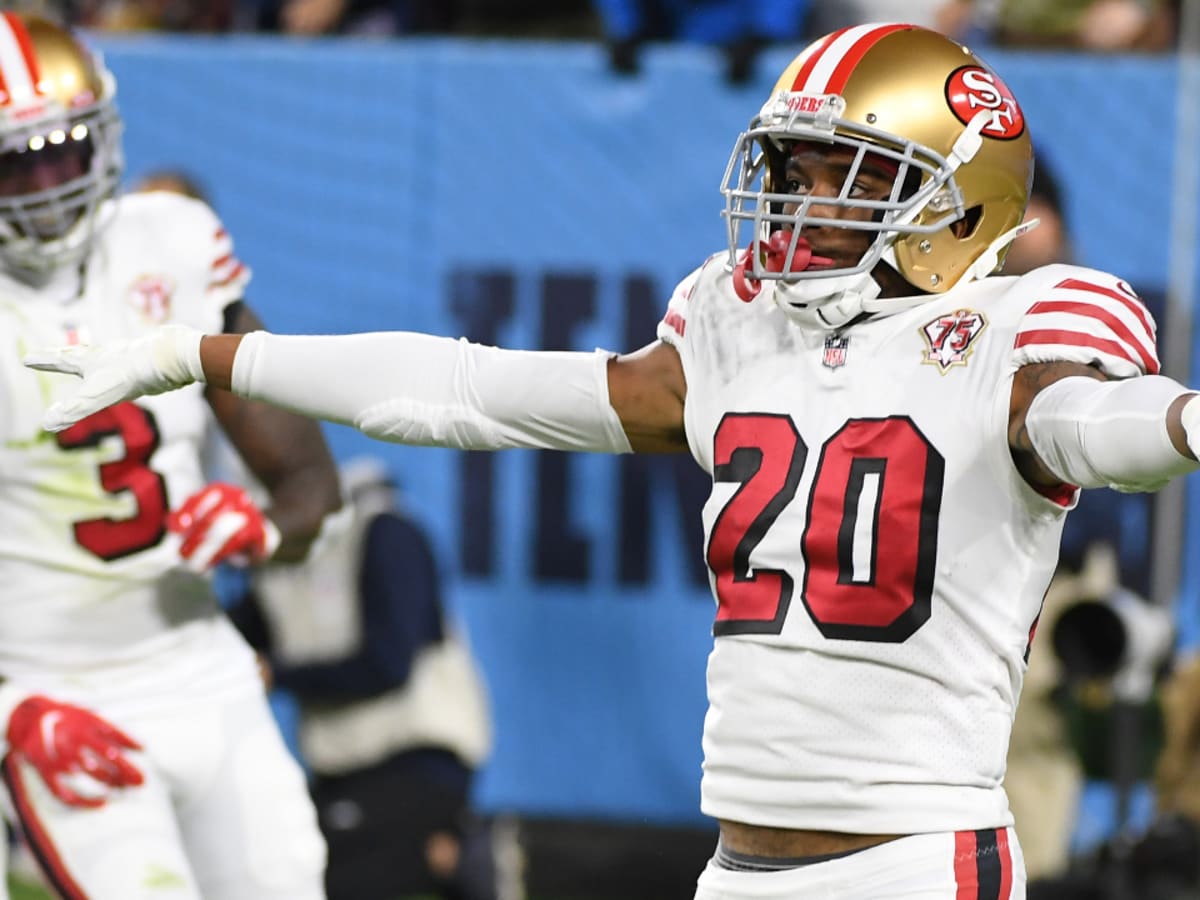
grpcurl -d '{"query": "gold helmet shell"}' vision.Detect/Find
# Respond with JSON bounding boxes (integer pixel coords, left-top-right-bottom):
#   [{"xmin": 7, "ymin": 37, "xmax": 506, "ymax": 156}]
[{"xmin": 722, "ymin": 23, "xmax": 1033, "ymax": 313}]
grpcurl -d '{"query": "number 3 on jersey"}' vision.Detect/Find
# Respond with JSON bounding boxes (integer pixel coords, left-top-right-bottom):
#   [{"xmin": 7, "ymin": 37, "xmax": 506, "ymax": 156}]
[
  {"xmin": 708, "ymin": 413, "xmax": 944, "ymax": 642},
  {"xmin": 55, "ymin": 403, "xmax": 168, "ymax": 560}
]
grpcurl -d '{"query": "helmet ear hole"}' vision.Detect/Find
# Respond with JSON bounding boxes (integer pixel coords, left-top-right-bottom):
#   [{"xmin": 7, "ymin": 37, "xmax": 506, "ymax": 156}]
[{"xmin": 952, "ymin": 205, "xmax": 983, "ymax": 240}]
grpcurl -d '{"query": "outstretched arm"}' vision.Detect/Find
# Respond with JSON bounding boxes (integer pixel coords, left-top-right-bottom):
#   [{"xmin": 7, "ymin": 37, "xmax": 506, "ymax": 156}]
[
  {"xmin": 201, "ymin": 332, "xmax": 690, "ymax": 452},
  {"xmin": 26, "ymin": 325, "xmax": 690, "ymax": 456}
]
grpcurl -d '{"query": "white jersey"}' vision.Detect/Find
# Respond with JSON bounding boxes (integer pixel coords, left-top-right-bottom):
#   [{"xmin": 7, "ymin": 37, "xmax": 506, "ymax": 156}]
[
  {"xmin": 657, "ymin": 257, "xmax": 1159, "ymax": 834},
  {"xmin": 0, "ymin": 191, "xmax": 251, "ymax": 674}
]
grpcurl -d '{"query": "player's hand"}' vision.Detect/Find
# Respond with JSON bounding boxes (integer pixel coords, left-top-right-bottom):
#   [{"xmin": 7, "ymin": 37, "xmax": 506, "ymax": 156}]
[
  {"xmin": 23, "ymin": 324, "xmax": 206, "ymax": 433},
  {"xmin": 6, "ymin": 695, "xmax": 144, "ymax": 809},
  {"xmin": 169, "ymin": 482, "xmax": 281, "ymax": 571}
]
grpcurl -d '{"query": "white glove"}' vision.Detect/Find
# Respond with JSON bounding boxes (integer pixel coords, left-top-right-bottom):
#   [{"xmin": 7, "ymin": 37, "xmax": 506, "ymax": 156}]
[{"xmin": 23, "ymin": 324, "xmax": 206, "ymax": 432}]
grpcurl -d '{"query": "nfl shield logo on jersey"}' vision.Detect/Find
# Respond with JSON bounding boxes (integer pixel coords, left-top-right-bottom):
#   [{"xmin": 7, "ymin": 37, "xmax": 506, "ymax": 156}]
[
  {"xmin": 822, "ymin": 334, "xmax": 850, "ymax": 369},
  {"xmin": 128, "ymin": 275, "xmax": 175, "ymax": 324},
  {"xmin": 920, "ymin": 309, "xmax": 987, "ymax": 373}
]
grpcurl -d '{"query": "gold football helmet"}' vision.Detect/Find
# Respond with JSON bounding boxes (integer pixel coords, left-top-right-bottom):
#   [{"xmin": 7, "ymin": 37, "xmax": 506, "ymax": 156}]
[
  {"xmin": 0, "ymin": 12, "xmax": 121, "ymax": 275},
  {"xmin": 721, "ymin": 23, "xmax": 1034, "ymax": 327}
]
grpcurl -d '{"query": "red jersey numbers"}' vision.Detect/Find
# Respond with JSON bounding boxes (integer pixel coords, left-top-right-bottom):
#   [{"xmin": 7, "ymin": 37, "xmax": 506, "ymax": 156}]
[
  {"xmin": 709, "ymin": 414, "xmax": 806, "ymax": 635},
  {"xmin": 708, "ymin": 414, "xmax": 944, "ymax": 642},
  {"xmin": 54, "ymin": 403, "xmax": 168, "ymax": 560},
  {"xmin": 802, "ymin": 418, "xmax": 944, "ymax": 641}
]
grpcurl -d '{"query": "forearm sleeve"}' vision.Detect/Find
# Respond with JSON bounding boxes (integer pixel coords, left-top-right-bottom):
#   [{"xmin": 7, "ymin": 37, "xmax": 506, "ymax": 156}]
[
  {"xmin": 230, "ymin": 331, "xmax": 633, "ymax": 454},
  {"xmin": 1025, "ymin": 374, "xmax": 1198, "ymax": 492}
]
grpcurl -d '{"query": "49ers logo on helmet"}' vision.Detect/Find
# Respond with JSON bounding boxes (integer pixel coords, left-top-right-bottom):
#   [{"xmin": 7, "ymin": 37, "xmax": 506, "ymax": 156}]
[{"xmin": 945, "ymin": 66, "xmax": 1024, "ymax": 140}]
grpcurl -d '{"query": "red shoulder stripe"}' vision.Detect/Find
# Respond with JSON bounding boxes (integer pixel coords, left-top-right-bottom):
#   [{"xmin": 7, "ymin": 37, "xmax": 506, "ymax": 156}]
[
  {"xmin": 1055, "ymin": 278, "xmax": 1154, "ymax": 338},
  {"xmin": 1013, "ymin": 328, "xmax": 1159, "ymax": 374},
  {"xmin": 209, "ymin": 261, "xmax": 246, "ymax": 289},
  {"xmin": 1025, "ymin": 299, "xmax": 1157, "ymax": 374}
]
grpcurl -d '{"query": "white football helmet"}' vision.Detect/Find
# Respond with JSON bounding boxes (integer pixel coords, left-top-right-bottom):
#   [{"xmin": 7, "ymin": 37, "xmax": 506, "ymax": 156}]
[{"xmin": 0, "ymin": 12, "xmax": 122, "ymax": 277}]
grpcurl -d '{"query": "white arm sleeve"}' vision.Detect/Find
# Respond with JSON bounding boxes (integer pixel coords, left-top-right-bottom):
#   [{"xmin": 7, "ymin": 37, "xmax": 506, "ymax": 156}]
[
  {"xmin": 230, "ymin": 331, "xmax": 633, "ymax": 454},
  {"xmin": 1025, "ymin": 374, "xmax": 1198, "ymax": 492}
]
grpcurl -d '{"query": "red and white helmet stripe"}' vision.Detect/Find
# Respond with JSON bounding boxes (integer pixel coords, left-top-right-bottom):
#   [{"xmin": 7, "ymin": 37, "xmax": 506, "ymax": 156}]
[
  {"xmin": 789, "ymin": 23, "xmax": 911, "ymax": 96},
  {"xmin": 0, "ymin": 12, "xmax": 42, "ymax": 109}
]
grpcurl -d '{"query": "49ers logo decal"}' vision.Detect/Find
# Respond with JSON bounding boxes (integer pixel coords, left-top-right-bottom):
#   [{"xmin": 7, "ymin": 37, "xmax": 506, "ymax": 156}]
[
  {"xmin": 945, "ymin": 66, "xmax": 1024, "ymax": 140},
  {"xmin": 921, "ymin": 309, "xmax": 987, "ymax": 372}
]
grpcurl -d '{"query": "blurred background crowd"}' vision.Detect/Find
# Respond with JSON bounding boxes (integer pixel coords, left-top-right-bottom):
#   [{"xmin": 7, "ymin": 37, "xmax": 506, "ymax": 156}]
[{"xmin": 10, "ymin": 0, "xmax": 1188, "ymax": 59}]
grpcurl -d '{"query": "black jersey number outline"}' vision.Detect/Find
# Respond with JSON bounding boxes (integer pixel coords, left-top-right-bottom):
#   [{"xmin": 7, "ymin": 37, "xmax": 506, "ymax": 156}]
[
  {"xmin": 55, "ymin": 402, "xmax": 168, "ymax": 560},
  {"xmin": 708, "ymin": 413, "xmax": 944, "ymax": 642}
]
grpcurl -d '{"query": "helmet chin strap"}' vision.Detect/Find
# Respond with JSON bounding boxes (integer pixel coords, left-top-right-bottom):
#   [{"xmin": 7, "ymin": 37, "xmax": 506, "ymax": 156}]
[
  {"xmin": 772, "ymin": 272, "xmax": 880, "ymax": 329},
  {"xmin": 965, "ymin": 217, "xmax": 1039, "ymax": 282}
]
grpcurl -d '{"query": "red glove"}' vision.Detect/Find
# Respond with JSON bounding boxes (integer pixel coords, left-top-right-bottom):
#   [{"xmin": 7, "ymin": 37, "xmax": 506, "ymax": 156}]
[
  {"xmin": 6, "ymin": 695, "xmax": 144, "ymax": 809},
  {"xmin": 168, "ymin": 482, "xmax": 280, "ymax": 571}
]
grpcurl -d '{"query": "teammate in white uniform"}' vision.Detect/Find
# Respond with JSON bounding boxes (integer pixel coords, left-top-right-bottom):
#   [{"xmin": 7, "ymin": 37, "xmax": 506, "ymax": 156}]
[
  {"xmin": 25, "ymin": 22, "xmax": 1200, "ymax": 900},
  {"xmin": 0, "ymin": 13, "xmax": 340, "ymax": 899}
]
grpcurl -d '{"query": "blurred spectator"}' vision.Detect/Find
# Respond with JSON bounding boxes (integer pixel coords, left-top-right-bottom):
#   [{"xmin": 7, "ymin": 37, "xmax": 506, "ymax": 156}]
[
  {"xmin": 806, "ymin": 0, "xmax": 945, "ymax": 34},
  {"xmin": 935, "ymin": 0, "xmax": 1177, "ymax": 51},
  {"xmin": 1003, "ymin": 148, "xmax": 1075, "ymax": 277},
  {"xmin": 228, "ymin": 457, "xmax": 512, "ymax": 900},
  {"xmin": 453, "ymin": 0, "xmax": 597, "ymax": 38},
  {"xmin": 593, "ymin": 0, "xmax": 812, "ymax": 83},
  {"xmin": 3, "ymin": 1, "xmax": 72, "ymax": 22},
  {"xmin": 11, "ymin": 0, "xmax": 597, "ymax": 35},
  {"xmin": 1153, "ymin": 655, "xmax": 1200, "ymax": 835},
  {"xmin": 68, "ymin": 0, "xmax": 236, "ymax": 31},
  {"xmin": 251, "ymin": 0, "xmax": 457, "ymax": 35},
  {"xmin": 1023, "ymin": 636, "xmax": 1197, "ymax": 900}
]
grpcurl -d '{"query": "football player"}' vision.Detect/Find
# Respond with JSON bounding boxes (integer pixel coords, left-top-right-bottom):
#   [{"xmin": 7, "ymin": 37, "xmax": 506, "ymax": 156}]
[
  {"xmin": 0, "ymin": 12, "xmax": 340, "ymax": 899},
  {"xmin": 26, "ymin": 22, "xmax": 1200, "ymax": 900}
]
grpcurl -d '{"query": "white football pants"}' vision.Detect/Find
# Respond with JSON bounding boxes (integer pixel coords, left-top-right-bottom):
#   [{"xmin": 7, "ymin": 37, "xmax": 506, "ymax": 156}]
[{"xmin": 0, "ymin": 619, "xmax": 326, "ymax": 899}]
